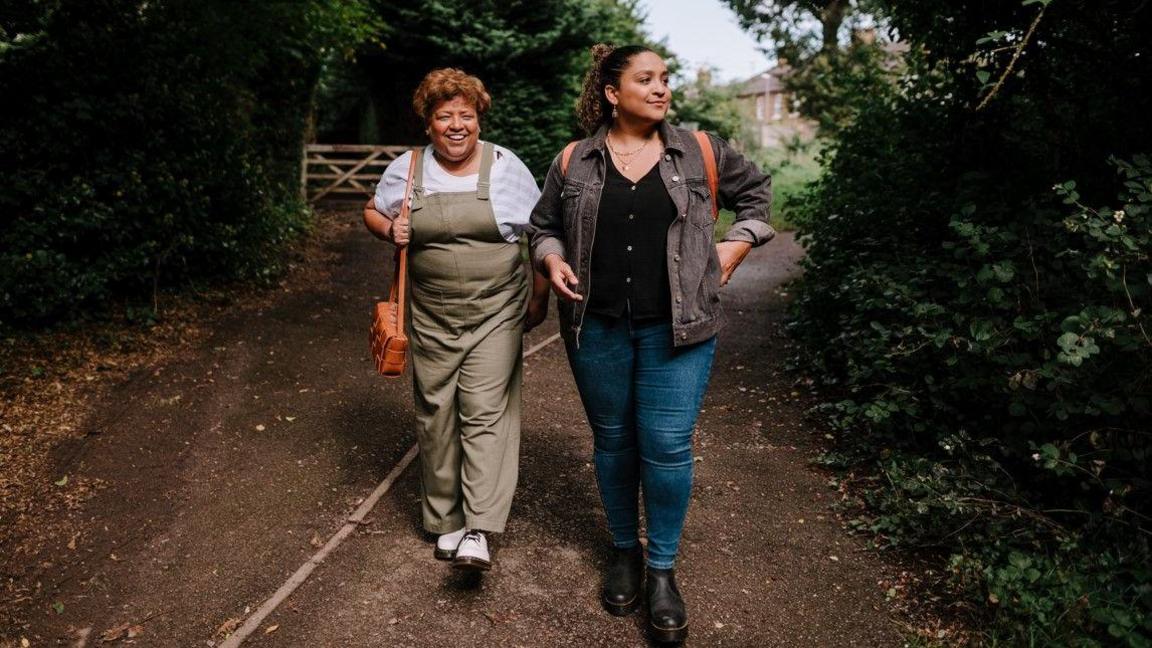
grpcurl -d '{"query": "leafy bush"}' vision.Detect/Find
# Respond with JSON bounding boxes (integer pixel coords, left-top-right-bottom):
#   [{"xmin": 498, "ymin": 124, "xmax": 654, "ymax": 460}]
[
  {"xmin": 0, "ymin": 0, "xmax": 376, "ymax": 327},
  {"xmin": 789, "ymin": 1, "xmax": 1152, "ymax": 644}
]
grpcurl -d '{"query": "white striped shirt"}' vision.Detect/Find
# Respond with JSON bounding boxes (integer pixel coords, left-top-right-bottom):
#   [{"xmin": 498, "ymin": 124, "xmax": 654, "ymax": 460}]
[{"xmin": 373, "ymin": 142, "xmax": 540, "ymax": 243}]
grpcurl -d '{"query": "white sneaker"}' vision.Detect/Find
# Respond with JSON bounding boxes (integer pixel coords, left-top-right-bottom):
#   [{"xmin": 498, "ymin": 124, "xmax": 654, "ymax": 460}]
[
  {"xmin": 451, "ymin": 530, "xmax": 491, "ymax": 571},
  {"xmin": 434, "ymin": 527, "xmax": 467, "ymax": 561}
]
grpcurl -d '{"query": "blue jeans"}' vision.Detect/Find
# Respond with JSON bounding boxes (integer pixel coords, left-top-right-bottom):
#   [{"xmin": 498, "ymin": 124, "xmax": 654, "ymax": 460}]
[{"xmin": 566, "ymin": 314, "xmax": 717, "ymax": 569}]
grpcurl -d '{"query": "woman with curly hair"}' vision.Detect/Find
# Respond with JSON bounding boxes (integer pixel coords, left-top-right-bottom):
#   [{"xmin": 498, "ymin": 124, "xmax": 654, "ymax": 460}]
[
  {"xmin": 529, "ymin": 45, "xmax": 774, "ymax": 643},
  {"xmin": 365, "ymin": 68, "xmax": 549, "ymax": 572}
]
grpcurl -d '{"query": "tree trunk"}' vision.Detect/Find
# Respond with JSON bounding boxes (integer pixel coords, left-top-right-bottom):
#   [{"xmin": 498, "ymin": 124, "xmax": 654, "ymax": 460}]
[{"xmin": 820, "ymin": 0, "xmax": 848, "ymax": 50}]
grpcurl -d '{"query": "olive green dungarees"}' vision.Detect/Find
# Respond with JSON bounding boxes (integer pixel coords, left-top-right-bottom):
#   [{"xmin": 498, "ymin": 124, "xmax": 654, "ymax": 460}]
[{"xmin": 408, "ymin": 142, "xmax": 527, "ymax": 534}]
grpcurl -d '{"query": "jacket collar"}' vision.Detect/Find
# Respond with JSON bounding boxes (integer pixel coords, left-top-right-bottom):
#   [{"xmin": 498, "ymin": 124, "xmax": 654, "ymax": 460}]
[{"xmin": 581, "ymin": 120, "xmax": 687, "ymax": 159}]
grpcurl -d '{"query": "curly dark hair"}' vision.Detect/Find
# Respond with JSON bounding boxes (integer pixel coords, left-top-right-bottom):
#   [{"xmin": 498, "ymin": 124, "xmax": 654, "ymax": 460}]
[
  {"xmin": 411, "ymin": 67, "xmax": 492, "ymax": 123},
  {"xmin": 575, "ymin": 44, "xmax": 656, "ymax": 135}
]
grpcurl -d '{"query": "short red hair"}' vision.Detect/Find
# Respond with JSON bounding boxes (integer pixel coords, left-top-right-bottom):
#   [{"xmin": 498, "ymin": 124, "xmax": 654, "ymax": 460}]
[{"xmin": 411, "ymin": 68, "xmax": 492, "ymax": 122}]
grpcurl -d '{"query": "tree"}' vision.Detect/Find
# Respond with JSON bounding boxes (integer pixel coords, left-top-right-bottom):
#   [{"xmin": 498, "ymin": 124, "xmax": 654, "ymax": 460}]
[
  {"xmin": 316, "ymin": 0, "xmax": 659, "ymax": 177},
  {"xmin": 0, "ymin": 0, "xmax": 379, "ymax": 326},
  {"xmin": 723, "ymin": 0, "xmax": 857, "ymax": 54},
  {"xmin": 720, "ymin": 0, "xmax": 895, "ymax": 133},
  {"xmin": 787, "ymin": 0, "xmax": 1152, "ymax": 643},
  {"xmin": 669, "ymin": 69, "xmax": 750, "ymax": 144}
]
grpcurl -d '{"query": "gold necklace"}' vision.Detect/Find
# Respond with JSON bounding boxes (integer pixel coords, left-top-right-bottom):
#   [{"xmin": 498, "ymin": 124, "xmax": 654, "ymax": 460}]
[{"xmin": 606, "ymin": 133, "xmax": 654, "ymax": 171}]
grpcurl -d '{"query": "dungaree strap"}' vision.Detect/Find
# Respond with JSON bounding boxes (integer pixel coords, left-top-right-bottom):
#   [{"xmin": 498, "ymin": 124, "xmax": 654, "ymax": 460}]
[
  {"xmin": 410, "ymin": 146, "xmax": 426, "ymax": 211},
  {"xmin": 476, "ymin": 142, "xmax": 495, "ymax": 201}
]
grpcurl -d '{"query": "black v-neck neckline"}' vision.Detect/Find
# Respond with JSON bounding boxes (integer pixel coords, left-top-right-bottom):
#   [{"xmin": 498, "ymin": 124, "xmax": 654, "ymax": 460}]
[{"xmin": 605, "ymin": 152, "xmax": 661, "ymax": 184}]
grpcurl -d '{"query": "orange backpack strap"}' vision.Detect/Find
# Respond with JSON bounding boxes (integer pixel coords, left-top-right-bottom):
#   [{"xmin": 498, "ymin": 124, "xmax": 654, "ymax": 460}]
[
  {"xmin": 560, "ymin": 141, "xmax": 579, "ymax": 176},
  {"xmin": 693, "ymin": 131, "xmax": 720, "ymax": 220}
]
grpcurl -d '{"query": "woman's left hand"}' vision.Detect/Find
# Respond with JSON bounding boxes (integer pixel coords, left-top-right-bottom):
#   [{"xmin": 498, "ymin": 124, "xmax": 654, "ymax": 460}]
[
  {"xmin": 716, "ymin": 241, "xmax": 753, "ymax": 286},
  {"xmin": 525, "ymin": 268, "xmax": 550, "ymax": 332},
  {"xmin": 525, "ymin": 297, "xmax": 548, "ymax": 332}
]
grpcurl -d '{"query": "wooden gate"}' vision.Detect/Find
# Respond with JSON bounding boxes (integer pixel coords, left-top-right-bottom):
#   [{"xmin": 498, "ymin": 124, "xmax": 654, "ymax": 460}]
[{"xmin": 301, "ymin": 144, "xmax": 410, "ymax": 203}]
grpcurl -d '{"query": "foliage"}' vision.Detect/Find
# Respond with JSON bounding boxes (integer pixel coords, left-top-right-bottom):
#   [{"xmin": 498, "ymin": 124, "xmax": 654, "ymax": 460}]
[
  {"xmin": 723, "ymin": 0, "xmax": 862, "ymax": 51},
  {"xmin": 788, "ymin": 0, "xmax": 1152, "ymax": 644},
  {"xmin": 670, "ymin": 69, "xmax": 753, "ymax": 144},
  {"xmin": 0, "ymin": 0, "xmax": 379, "ymax": 327},
  {"xmin": 316, "ymin": 0, "xmax": 659, "ymax": 179},
  {"xmin": 721, "ymin": 0, "xmax": 896, "ymax": 133},
  {"xmin": 783, "ymin": 37, "xmax": 902, "ymax": 135},
  {"xmin": 749, "ymin": 138, "xmax": 823, "ymax": 231}
]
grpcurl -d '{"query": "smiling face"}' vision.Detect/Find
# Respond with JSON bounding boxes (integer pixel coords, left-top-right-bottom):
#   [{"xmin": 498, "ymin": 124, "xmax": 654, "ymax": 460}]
[
  {"xmin": 606, "ymin": 51, "xmax": 671, "ymax": 124},
  {"xmin": 427, "ymin": 95, "xmax": 480, "ymax": 163}
]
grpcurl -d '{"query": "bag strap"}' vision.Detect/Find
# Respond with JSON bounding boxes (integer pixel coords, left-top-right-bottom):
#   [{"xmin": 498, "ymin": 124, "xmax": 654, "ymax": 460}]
[
  {"xmin": 561, "ymin": 133, "xmax": 719, "ymax": 220},
  {"xmin": 560, "ymin": 141, "xmax": 578, "ymax": 176},
  {"xmin": 693, "ymin": 131, "xmax": 720, "ymax": 221},
  {"xmin": 390, "ymin": 148, "xmax": 422, "ymax": 323}
]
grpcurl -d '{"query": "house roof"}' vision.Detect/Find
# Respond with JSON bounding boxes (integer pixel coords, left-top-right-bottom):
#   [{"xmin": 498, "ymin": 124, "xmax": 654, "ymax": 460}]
[{"xmin": 736, "ymin": 66, "xmax": 788, "ymax": 98}]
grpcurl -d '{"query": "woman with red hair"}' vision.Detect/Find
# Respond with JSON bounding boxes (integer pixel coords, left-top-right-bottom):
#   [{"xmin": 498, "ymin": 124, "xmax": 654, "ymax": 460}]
[{"xmin": 365, "ymin": 68, "xmax": 549, "ymax": 573}]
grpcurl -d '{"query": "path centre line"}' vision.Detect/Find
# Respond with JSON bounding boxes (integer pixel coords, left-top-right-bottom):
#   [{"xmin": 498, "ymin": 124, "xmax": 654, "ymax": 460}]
[{"xmin": 218, "ymin": 330, "xmax": 562, "ymax": 646}]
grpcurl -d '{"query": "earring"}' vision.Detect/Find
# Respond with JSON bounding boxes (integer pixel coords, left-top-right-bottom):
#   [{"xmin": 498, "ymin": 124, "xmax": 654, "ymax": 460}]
[{"xmin": 612, "ymin": 106, "xmax": 618, "ymax": 119}]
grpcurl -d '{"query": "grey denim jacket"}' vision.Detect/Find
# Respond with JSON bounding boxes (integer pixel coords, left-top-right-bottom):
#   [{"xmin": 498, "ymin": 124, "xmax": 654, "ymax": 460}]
[{"xmin": 529, "ymin": 122, "xmax": 775, "ymax": 347}]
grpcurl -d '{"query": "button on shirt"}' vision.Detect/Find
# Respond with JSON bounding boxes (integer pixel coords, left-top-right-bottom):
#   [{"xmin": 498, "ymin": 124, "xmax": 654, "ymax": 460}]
[{"xmin": 587, "ymin": 156, "xmax": 677, "ymax": 320}]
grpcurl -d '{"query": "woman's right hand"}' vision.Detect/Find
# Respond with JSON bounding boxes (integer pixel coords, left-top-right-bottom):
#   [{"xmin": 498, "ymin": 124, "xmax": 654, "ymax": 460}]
[
  {"xmin": 390, "ymin": 218, "xmax": 410, "ymax": 248},
  {"xmin": 543, "ymin": 254, "xmax": 582, "ymax": 302},
  {"xmin": 363, "ymin": 199, "xmax": 409, "ymax": 248}
]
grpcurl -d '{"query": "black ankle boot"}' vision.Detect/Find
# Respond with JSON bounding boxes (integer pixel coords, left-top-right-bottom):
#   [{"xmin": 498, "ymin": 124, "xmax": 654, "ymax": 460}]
[
  {"xmin": 601, "ymin": 545, "xmax": 644, "ymax": 616},
  {"xmin": 646, "ymin": 567, "xmax": 688, "ymax": 644}
]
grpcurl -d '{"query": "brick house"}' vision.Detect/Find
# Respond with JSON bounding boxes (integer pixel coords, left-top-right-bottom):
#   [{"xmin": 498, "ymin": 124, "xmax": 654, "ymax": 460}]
[{"xmin": 735, "ymin": 63, "xmax": 816, "ymax": 148}]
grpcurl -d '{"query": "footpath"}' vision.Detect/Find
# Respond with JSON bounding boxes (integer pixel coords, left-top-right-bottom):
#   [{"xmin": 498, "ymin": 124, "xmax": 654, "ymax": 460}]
[{"xmin": 4, "ymin": 210, "xmax": 903, "ymax": 647}]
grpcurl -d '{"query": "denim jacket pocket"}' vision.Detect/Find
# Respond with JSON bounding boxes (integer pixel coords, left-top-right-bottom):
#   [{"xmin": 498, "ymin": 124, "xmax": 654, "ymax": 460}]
[
  {"xmin": 687, "ymin": 182, "xmax": 715, "ymax": 233},
  {"xmin": 560, "ymin": 181, "xmax": 585, "ymax": 240}
]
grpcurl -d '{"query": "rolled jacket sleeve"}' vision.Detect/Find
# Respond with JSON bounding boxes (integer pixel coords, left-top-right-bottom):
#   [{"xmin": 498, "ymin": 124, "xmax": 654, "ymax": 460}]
[
  {"xmin": 710, "ymin": 134, "xmax": 776, "ymax": 246},
  {"xmin": 528, "ymin": 153, "xmax": 568, "ymax": 270}
]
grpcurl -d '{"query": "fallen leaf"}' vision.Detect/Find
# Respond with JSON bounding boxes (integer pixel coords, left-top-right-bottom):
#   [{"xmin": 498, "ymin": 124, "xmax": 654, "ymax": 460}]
[
  {"xmin": 255, "ymin": 424, "xmax": 266, "ymax": 431},
  {"xmin": 21, "ymin": 637, "xmax": 30, "ymax": 648},
  {"xmin": 285, "ymin": 416, "xmax": 296, "ymax": 422},
  {"xmin": 52, "ymin": 601, "xmax": 64, "ymax": 614},
  {"xmin": 55, "ymin": 475, "xmax": 68, "ymax": 486},
  {"xmin": 309, "ymin": 533, "xmax": 324, "ymax": 548},
  {"xmin": 264, "ymin": 624, "xmax": 279, "ymax": 635},
  {"xmin": 127, "ymin": 625, "xmax": 145, "ymax": 638},
  {"xmin": 101, "ymin": 622, "xmax": 131, "ymax": 641},
  {"xmin": 215, "ymin": 617, "xmax": 242, "ymax": 638},
  {"xmin": 67, "ymin": 533, "xmax": 79, "ymax": 550}
]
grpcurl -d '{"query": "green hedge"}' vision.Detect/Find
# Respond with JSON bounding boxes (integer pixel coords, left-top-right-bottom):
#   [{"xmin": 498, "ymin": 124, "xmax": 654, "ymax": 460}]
[
  {"xmin": 790, "ymin": 1, "xmax": 1152, "ymax": 644},
  {"xmin": 0, "ymin": 0, "xmax": 375, "ymax": 327}
]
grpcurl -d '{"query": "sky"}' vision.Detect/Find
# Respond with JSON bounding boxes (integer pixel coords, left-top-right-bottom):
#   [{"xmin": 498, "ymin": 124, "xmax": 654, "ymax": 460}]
[{"xmin": 639, "ymin": 0, "xmax": 773, "ymax": 84}]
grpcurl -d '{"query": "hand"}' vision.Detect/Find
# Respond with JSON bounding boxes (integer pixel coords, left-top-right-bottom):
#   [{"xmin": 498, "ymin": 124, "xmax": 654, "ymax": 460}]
[
  {"xmin": 715, "ymin": 241, "xmax": 752, "ymax": 286},
  {"xmin": 543, "ymin": 254, "xmax": 583, "ymax": 302},
  {"xmin": 525, "ymin": 297, "xmax": 548, "ymax": 331},
  {"xmin": 391, "ymin": 218, "xmax": 410, "ymax": 248}
]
